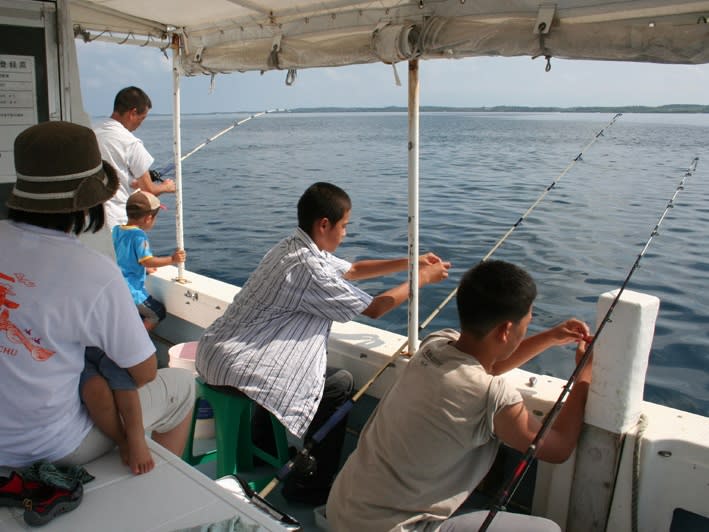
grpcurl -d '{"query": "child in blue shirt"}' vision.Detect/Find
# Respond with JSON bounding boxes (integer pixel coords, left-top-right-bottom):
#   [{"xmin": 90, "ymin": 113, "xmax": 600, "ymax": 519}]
[
  {"xmin": 79, "ymin": 190, "xmax": 187, "ymax": 475},
  {"xmin": 112, "ymin": 190, "xmax": 185, "ymax": 330}
]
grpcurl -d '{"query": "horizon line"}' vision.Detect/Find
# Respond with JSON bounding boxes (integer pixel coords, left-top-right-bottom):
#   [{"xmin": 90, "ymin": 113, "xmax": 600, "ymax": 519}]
[{"xmin": 97, "ymin": 103, "xmax": 708, "ymax": 118}]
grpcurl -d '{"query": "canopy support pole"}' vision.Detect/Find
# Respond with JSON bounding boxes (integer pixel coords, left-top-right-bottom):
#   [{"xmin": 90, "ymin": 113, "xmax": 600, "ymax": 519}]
[
  {"xmin": 172, "ymin": 35, "xmax": 187, "ymax": 283},
  {"xmin": 407, "ymin": 59, "xmax": 420, "ymax": 354}
]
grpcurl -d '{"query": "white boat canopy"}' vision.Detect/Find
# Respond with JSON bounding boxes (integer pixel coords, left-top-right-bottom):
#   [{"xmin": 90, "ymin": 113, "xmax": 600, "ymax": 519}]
[
  {"xmin": 70, "ymin": 0, "xmax": 709, "ymax": 74},
  {"xmin": 68, "ymin": 0, "xmax": 709, "ymax": 353}
]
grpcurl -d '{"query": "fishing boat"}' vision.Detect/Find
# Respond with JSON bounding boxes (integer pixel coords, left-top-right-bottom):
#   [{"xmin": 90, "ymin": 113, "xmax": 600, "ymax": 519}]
[{"xmin": 0, "ymin": 1, "xmax": 708, "ymax": 530}]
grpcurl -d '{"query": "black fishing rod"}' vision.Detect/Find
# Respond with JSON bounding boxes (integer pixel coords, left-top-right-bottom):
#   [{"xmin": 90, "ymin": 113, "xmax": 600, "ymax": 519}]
[
  {"xmin": 151, "ymin": 108, "xmax": 284, "ymax": 178},
  {"xmin": 478, "ymin": 156, "xmax": 699, "ymax": 532},
  {"xmin": 256, "ymin": 113, "xmax": 623, "ymax": 500},
  {"xmin": 257, "ymin": 362, "xmax": 382, "ymax": 498}
]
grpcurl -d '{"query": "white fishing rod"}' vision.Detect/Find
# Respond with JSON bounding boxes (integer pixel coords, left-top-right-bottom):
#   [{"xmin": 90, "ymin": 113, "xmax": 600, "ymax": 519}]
[
  {"xmin": 153, "ymin": 108, "xmax": 285, "ymax": 178},
  {"xmin": 160, "ymin": 106, "xmax": 283, "ymax": 282},
  {"xmin": 257, "ymin": 113, "xmax": 622, "ymax": 500},
  {"xmin": 479, "ymin": 156, "xmax": 699, "ymax": 532}
]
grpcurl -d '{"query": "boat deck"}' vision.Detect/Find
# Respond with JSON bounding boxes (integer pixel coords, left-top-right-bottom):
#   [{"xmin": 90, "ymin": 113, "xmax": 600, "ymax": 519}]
[{"xmin": 0, "ymin": 440, "xmax": 297, "ymax": 531}]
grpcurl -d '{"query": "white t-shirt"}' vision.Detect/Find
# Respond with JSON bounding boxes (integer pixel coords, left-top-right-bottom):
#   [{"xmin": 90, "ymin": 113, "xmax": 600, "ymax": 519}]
[
  {"xmin": 0, "ymin": 221, "xmax": 155, "ymax": 467},
  {"xmin": 94, "ymin": 118, "xmax": 154, "ymax": 228},
  {"xmin": 327, "ymin": 329, "xmax": 524, "ymax": 532}
]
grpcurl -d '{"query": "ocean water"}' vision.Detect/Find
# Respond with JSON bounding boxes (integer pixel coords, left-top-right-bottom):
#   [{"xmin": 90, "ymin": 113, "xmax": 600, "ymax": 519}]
[{"xmin": 135, "ymin": 111, "xmax": 709, "ymax": 417}]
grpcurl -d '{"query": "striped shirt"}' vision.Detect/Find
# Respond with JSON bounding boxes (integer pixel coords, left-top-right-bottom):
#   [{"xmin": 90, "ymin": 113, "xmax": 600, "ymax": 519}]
[{"xmin": 195, "ymin": 228, "xmax": 373, "ymax": 437}]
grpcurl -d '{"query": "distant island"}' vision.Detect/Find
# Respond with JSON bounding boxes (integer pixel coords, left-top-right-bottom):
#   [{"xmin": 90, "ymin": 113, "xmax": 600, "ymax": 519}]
[
  {"xmin": 285, "ymin": 104, "xmax": 709, "ymax": 113},
  {"xmin": 146, "ymin": 104, "xmax": 708, "ymax": 117}
]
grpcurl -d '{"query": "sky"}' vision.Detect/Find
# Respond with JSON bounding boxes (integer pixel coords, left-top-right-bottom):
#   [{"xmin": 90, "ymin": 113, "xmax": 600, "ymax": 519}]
[{"xmin": 75, "ymin": 39, "xmax": 709, "ymax": 116}]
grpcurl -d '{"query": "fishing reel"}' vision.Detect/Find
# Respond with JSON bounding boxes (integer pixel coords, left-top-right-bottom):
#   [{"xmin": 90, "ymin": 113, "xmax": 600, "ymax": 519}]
[
  {"xmin": 291, "ymin": 448, "xmax": 318, "ymax": 477},
  {"xmin": 149, "ymin": 169, "xmax": 164, "ymax": 182}
]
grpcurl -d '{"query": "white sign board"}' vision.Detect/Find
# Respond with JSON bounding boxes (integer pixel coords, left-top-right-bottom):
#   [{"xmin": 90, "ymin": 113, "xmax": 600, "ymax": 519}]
[{"xmin": 0, "ymin": 55, "xmax": 38, "ymax": 183}]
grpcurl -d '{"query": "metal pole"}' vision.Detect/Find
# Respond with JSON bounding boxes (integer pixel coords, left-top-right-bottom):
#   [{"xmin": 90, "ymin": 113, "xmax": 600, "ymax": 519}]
[
  {"xmin": 171, "ymin": 35, "xmax": 186, "ymax": 282},
  {"xmin": 407, "ymin": 59, "xmax": 420, "ymax": 354}
]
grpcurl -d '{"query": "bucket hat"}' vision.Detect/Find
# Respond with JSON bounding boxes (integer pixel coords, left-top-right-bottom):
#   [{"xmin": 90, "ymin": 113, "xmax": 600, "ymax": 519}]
[{"xmin": 6, "ymin": 121, "xmax": 119, "ymax": 213}]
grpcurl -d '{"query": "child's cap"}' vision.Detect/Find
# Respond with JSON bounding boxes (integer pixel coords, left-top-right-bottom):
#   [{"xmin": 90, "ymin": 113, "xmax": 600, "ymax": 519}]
[{"xmin": 126, "ymin": 190, "xmax": 166, "ymax": 217}]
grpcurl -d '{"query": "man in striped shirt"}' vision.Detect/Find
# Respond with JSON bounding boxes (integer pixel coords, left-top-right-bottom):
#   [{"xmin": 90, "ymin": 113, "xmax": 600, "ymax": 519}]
[{"xmin": 196, "ymin": 182, "xmax": 451, "ymax": 504}]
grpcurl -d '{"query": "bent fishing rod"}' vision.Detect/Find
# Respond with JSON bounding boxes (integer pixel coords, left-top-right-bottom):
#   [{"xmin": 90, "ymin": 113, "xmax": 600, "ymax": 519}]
[
  {"xmin": 151, "ymin": 108, "xmax": 284, "ymax": 179},
  {"xmin": 256, "ymin": 113, "xmax": 623, "ymax": 500},
  {"xmin": 478, "ymin": 156, "xmax": 699, "ymax": 532}
]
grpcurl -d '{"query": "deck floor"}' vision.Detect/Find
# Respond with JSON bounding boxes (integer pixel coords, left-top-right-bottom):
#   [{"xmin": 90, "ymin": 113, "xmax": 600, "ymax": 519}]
[{"xmin": 190, "ymin": 395, "xmax": 381, "ymax": 530}]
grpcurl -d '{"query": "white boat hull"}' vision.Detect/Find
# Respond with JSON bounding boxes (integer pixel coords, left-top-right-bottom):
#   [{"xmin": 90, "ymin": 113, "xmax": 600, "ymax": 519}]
[{"xmin": 148, "ymin": 266, "xmax": 709, "ymax": 531}]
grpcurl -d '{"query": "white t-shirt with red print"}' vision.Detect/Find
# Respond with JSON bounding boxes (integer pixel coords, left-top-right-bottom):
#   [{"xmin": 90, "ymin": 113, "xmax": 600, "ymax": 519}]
[{"xmin": 0, "ymin": 220, "xmax": 155, "ymax": 467}]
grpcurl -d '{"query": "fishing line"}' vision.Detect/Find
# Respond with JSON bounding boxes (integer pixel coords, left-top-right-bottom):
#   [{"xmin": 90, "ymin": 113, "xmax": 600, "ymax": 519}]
[
  {"xmin": 154, "ymin": 108, "xmax": 284, "ymax": 177},
  {"xmin": 478, "ymin": 156, "xmax": 699, "ymax": 532},
  {"xmin": 419, "ymin": 112, "xmax": 623, "ymax": 333},
  {"xmin": 256, "ymin": 113, "xmax": 623, "ymax": 500}
]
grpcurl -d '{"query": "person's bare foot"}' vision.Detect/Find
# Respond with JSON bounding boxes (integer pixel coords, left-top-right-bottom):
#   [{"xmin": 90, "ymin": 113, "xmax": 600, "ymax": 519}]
[
  {"xmin": 126, "ymin": 431, "xmax": 155, "ymax": 475},
  {"xmin": 118, "ymin": 440, "xmax": 130, "ymax": 467}
]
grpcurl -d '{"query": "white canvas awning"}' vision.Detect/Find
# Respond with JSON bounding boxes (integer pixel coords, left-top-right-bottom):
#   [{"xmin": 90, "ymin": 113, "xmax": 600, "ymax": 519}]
[{"xmin": 69, "ymin": 0, "xmax": 709, "ymax": 74}]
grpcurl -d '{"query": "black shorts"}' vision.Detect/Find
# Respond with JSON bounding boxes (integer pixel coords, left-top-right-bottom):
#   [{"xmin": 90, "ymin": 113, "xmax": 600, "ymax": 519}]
[{"xmin": 137, "ymin": 295, "xmax": 166, "ymax": 326}]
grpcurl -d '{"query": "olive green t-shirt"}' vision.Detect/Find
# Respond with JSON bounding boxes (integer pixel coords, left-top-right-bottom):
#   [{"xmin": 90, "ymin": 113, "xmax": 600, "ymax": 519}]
[{"xmin": 326, "ymin": 329, "xmax": 523, "ymax": 532}]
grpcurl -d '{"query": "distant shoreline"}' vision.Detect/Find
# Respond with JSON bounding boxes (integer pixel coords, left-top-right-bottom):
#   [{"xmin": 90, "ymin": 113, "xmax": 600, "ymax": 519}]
[
  {"xmin": 143, "ymin": 104, "xmax": 709, "ymax": 117},
  {"xmin": 289, "ymin": 104, "xmax": 709, "ymax": 114}
]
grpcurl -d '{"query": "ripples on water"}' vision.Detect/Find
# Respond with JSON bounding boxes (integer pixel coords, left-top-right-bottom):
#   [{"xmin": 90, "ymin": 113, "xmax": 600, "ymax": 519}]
[{"xmin": 137, "ymin": 112, "xmax": 709, "ymax": 417}]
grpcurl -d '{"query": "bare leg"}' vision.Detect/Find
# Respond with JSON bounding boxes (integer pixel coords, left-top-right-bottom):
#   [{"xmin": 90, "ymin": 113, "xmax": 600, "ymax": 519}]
[
  {"xmin": 114, "ymin": 389, "xmax": 155, "ymax": 475},
  {"xmin": 151, "ymin": 406, "xmax": 193, "ymax": 457},
  {"xmin": 81, "ymin": 375, "xmax": 128, "ymax": 462}
]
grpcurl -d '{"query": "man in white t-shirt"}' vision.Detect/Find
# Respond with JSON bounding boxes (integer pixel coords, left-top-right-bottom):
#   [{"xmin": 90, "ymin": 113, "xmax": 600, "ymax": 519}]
[
  {"xmin": 326, "ymin": 260, "xmax": 594, "ymax": 532},
  {"xmin": 0, "ymin": 121, "xmax": 194, "ymax": 470},
  {"xmin": 94, "ymin": 86, "xmax": 176, "ymax": 228}
]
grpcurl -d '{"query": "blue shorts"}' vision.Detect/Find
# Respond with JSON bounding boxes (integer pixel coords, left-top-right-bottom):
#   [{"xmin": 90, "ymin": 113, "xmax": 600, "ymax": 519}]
[
  {"xmin": 80, "ymin": 346, "xmax": 136, "ymax": 392},
  {"xmin": 138, "ymin": 295, "xmax": 166, "ymax": 327}
]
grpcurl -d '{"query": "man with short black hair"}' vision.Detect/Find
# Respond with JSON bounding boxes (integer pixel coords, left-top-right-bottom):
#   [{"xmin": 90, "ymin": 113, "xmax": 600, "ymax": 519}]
[
  {"xmin": 94, "ymin": 86, "xmax": 176, "ymax": 228},
  {"xmin": 327, "ymin": 260, "xmax": 593, "ymax": 532},
  {"xmin": 197, "ymin": 181, "xmax": 451, "ymax": 504}
]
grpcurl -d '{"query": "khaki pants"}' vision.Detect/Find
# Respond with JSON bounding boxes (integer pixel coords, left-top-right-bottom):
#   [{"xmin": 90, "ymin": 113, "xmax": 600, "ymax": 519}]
[{"xmin": 57, "ymin": 368, "xmax": 195, "ymax": 466}]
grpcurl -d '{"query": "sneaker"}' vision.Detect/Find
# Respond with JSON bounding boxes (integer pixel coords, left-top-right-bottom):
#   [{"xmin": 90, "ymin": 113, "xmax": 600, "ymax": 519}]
[
  {"xmin": 23, "ymin": 481, "xmax": 83, "ymax": 527},
  {"xmin": 0, "ymin": 472, "xmax": 42, "ymax": 508}
]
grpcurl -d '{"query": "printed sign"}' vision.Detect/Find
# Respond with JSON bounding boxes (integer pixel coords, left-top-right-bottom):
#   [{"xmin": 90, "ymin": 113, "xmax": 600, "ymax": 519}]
[{"xmin": 0, "ymin": 55, "xmax": 38, "ymax": 182}]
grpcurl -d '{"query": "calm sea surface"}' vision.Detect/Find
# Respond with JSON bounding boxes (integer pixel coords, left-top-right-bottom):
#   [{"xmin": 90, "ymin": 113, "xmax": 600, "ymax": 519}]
[{"xmin": 131, "ymin": 112, "xmax": 709, "ymax": 417}]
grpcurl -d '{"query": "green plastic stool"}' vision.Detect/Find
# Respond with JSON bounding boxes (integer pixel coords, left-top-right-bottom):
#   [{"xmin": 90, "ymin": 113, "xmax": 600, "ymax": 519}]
[{"xmin": 182, "ymin": 377, "xmax": 290, "ymax": 481}]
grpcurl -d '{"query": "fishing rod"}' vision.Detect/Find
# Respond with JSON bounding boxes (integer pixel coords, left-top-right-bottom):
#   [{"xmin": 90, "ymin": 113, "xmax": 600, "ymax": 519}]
[
  {"xmin": 257, "ymin": 357, "xmax": 386, "ymax": 498},
  {"xmin": 256, "ymin": 113, "xmax": 623, "ymax": 500},
  {"xmin": 478, "ymin": 156, "xmax": 699, "ymax": 532},
  {"xmin": 419, "ymin": 112, "xmax": 623, "ymax": 332},
  {"xmin": 151, "ymin": 108, "xmax": 284, "ymax": 178}
]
